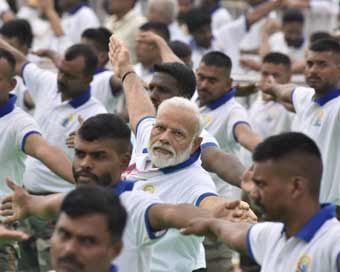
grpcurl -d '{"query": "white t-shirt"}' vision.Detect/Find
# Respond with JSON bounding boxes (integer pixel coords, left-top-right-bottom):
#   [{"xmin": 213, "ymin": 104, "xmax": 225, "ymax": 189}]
[
  {"xmin": 249, "ymin": 93, "xmax": 294, "ymax": 139},
  {"xmin": 91, "ymin": 69, "xmax": 125, "ymax": 114},
  {"xmin": 247, "ymin": 204, "xmax": 340, "ymax": 272},
  {"xmin": 127, "ymin": 117, "xmax": 217, "ymax": 271},
  {"xmin": 211, "ymin": 6, "xmax": 233, "ymax": 32},
  {"xmin": 60, "ymin": 4, "xmax": 100, "ymax": 44},
  {"xmin": 113, "ymin": 181, "xmax": 166, "ymax": 272},
  {"xmin": 268, "ymin": 32, "xmax": 306, "ymax": 62},
  {"xmin": 21, "ymin": 63, "xmax": 106, "ymax": 193},
  {"xmin": 0, "ymin": 95, "xmax": 40, "ymax": 197},
  {"xmin": 193, "ymin": 89, "xmax": 252, "ymax": 197},
  {"xmin": 292, "ymin": 86, "xmax": 340, "ymax": 205},
  {"xmin": 215, "ymin": 16, "xmax": 249, "ymax": 74}
]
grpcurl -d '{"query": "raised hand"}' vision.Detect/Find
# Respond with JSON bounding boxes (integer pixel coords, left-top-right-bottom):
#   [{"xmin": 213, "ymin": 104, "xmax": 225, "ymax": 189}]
[
  {"xmin": 0, "ymin": 178, "xmax": 31, "ymax": 224},
  {"xmin": 213, "ymin": 200, "xmax": 257, "ymax": 223},
  {"xmin": 65, "ymin": 115, "xmax": 84, "ymax": 148},
  {"xmin": 181, "ymin": 218, "xmax": 218, "ymax": 241},
  {"xmin": 108, "ymin": 35, "xmax": 134, "ymax": 80}
]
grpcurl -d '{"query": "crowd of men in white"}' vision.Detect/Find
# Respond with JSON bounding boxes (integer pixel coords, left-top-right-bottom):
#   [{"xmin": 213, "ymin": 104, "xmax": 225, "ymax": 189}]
[{"xmin": 0, "ymin": 0, "xmax": 339, "ymax": 271}]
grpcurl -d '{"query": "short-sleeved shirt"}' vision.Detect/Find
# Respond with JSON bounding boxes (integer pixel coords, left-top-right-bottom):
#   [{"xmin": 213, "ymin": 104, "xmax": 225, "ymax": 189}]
[
  {"xmin": 61, "ymin": 4, "xmax": 100, "ymax": 44},
  {"xmin": 21, "ymin": 63, "xmax": 107, "ymax": 193},
  {"xmin": 127, "ymin": 117, "xmax": 217, "ymax": 271},
  {"xmin": 91, "ymin": 69, "xmax": 125, "ymax": 114},
  {"xmin": 193, "ymin": 89, "xmax": 251, "ymax": 197},
  {"xmin": 292, "ymin": 87, "xmax": 340, "ymax": 205},
  {"xmin": 113, "ymin": 181, "xmax": 166, "ymax": 272},
  {"xmin": 0, "ymin": 95, "xmax": 40, "ymax": 197},
  {"xmin": 249, "ymin": 94, "xmax": 294, "ymax": 139},
  {"xmin": 247, "ymin": 204, "xmax": 340, "ymax": 272}
]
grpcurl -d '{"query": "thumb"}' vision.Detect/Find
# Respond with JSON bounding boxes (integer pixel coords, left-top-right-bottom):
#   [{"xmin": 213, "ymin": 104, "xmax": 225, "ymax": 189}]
[
  {"xmin": 78, "ymin": 115, "xmax": 84, "ymax": 125},
  {"xmin": 5, "ymin": 177, "xmax": 21, "ymax": 192}
]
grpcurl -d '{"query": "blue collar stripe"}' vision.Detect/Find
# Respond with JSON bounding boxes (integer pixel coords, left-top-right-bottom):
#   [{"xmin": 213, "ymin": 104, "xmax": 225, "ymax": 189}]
[
  {"xmin": 0, "ymin": 94, "xmax": 17, "ymax": 118},
  {"xmin": 160, "ymin": 148, "xmax": 201, "ymax": 174},
  {"xmin": 111, "ymin": 180, "xmax": 135, "ymax": 196},
  {"xmin": 295, "ymin": 203, "xmax": 336, "ymax": 242},
  {"xmin": 207, "ymin": 88, "xmax": 236, "ymax": 110},
  {"xmin": 68, "ymin": 3, "xmax": 86, "ymax": 15},
  {"xmin": 110, "ymin": 264, "xmax": 118, "ymax": 272},
  {"xmin": 69, "ymin": 88, "xmax": 91, "ymax": 108},
  {"xmin": 315, "ymin": 88, "xmax": 340, "ymax": 106},
  {"xmin": 208, "ymin": 3, "xmax": 221, "ymax": 15},
  {"xmin": 246, "ymin": 225, "xmax": 256, "ymax": 262},
  {"xmin": 95, "ymin": 67, "xmax": 108, "ymax": 75}
]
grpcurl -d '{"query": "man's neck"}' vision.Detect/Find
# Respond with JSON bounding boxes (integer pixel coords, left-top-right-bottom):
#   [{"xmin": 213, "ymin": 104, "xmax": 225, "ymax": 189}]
[
  {"xmin": 284, "ymin": 200, "xmax": 320, "ymax": 239},
  {"xmin": 115, "ymin": 8, "xmax": 131, "ymax": 20},
  {"xmin": 314, "ymin": 84, "xmax": 340, "ymax": 100}
]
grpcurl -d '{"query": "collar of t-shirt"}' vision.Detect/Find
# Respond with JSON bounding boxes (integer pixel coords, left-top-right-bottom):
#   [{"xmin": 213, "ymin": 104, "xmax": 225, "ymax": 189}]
[
  {"xmin": 282, "ymin": 203, "xmax": 336, "ymax": 242},
  {"xmin": 0, "ymin": 94, "xmax": 16, "ymax": 118},
  {"xmin": 111, "ymin": 180, "xmax": 135, "ymax": 196},
  {"xmin": 314, "ymin": 88, "xmax": 340, "ymax": 106},
  {"xmin": 68, "ymin": 88, "xmax": 91, "ymax": 108},
  {"xmin": 95, "ymin": 67, "xmax": 108, "ymax": 75},
  {"xmin": 137, "ymin": 148, "xmax": 201, "ymax": 174},
  {"xmin": 110, "ymin": 264, "xmax": 118, "ymax": 272},
  {"xmin": 205, "ymin": 87, "xmax": 236, "ymax": 110},
  {"xmin": 208, "ymin": 3, "xmax": 221, "ymax": 15},
  {"xmin": 67, "ymin": 3, "xmax": 87, "ymax": 15}
]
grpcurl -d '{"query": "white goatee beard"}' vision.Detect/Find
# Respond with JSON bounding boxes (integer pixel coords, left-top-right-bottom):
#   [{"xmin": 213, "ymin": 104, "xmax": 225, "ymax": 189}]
[{"xmin": 148, "ymin": 140, "xmax": 194, "ymax": 168}]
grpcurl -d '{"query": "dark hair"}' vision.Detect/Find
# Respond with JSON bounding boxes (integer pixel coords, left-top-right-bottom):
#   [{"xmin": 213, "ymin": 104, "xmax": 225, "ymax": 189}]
[
  {"xmin": 309, "ymin": 31, "xmax": 332, "ymax": 44},
  {"xmin": 81, "ymin": 27, "xmax": 112, "ymax": 53},
  {"xmin": 253, "ymin": 132, "xmax": 322, "ymax": 196},
  {"xmin": 60, "ymin": 186, "xmax": 127, "ymax": 243},
  {"xmin": 78, "ymin": 113, "xmax": 131, "ymax": 153},
  {"xmin": 201, "ymin": 51, "xmax": 232, "ymax": 74},
  {"xmin": 154, "ymin": 62, "xmax": 196, "ymax": 98},
  {"xmin": 169, "ymin": 40, "xmax": 192, "ymax": 59},
  {"xmin": 309, "ymin": 38, "xmax": 340, "ymax": 55},
  {"xmin": 140, "ymin": 21, "xmax": 170, "ymax": 42},
  {"xmin": 64, "ymin": 44, "xmax": 98, "ymax": 76},
  {"xmin": 282, "ymin": 8, "xmax": 304, "ymax": 24},
  {"xmin": 0, "ymin": 48, "xmax": 16, "ymax": 76},
  {"xmin": 263, "ymin": 52, "xmax": 291, "ymax": 70},
  {"xmin": 184, "ymin": 8, "xmax": 211, "ymax": 33},
  {"xmin": 0, "ymin": 19, "xmax": 33, "ymax": 49}
]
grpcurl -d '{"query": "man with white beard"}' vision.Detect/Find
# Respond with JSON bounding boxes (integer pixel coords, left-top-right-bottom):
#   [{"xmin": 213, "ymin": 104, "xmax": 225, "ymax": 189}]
[{"xmin": 109, "ymin": 35, "xmax": 257, "ymax": 272}]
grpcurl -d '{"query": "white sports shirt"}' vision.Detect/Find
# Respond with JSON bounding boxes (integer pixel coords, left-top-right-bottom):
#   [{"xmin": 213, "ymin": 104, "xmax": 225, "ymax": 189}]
[
  {"xmin": 247, "ymin": 204, "xmax": 340, "ymax": 272},
  {"xmin": 21, "ymin": 63, "xmax": 106, "ymax": 193},
  {"xmin": 292, "ymin": 86, "xmax": 340, "ymax": 205},
  {"xmin": 127, "ymin": 116, "xmax": 217, "ymax": 272}
]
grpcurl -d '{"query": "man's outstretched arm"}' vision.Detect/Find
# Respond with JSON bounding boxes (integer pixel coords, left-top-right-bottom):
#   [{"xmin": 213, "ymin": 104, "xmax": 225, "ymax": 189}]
[
  {"xmin": 108, "ymin": 35, "xmax": 155, "ymax": 134},
  {"xmin": 182, "ymin": 218, "xmax": 252, "ymax": 255},
  {"xmin": 0, "ymin": 178, "xmax": 65, "ymax": 223}
]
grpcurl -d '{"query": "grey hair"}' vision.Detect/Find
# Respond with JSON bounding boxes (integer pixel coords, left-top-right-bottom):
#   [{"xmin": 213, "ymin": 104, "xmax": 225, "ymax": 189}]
[{"xmin": 157, "ymin": 97, "xmax": 203, "ymax": 138}]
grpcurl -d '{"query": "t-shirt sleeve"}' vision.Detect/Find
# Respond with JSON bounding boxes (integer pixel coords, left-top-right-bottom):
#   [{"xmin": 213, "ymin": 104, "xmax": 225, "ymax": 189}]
[
  {"xmin": 134, "ymin": 116, "xmax": 156, "ymax": 154},
  {"xmin": 14, "ymin": 111, "xmax": 41, "ymax": 152},
  {"xmin": 200, "ymin": 128, "xmax": 219, "ymax": 149},
  {"xmin": 247, "ymin": 222, "xmax": 282, "ymax": 265},
  {"xmin": 227, "ymin": 106, "xmax": 251, "ymax": 142},
  {"xmin": 291, "ymin": 87, "xmax": 315, "ymax": 115},
  {"xmin": 121, "ymin": 191, "xmax": 167, "ymax": 247},
  {"xmin": 21, "ymin": 62, "xmax": 57, "ymax": 101}
]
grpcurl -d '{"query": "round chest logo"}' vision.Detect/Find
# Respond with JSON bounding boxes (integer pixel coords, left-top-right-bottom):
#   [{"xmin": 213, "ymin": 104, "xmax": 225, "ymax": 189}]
[
  {"xmin": 143, "ymin": 184, "xmax": 155, "ymax": 194},
  {"xmin": 295, "ymin": 255, "xmax": 311, "ymax": 272}
]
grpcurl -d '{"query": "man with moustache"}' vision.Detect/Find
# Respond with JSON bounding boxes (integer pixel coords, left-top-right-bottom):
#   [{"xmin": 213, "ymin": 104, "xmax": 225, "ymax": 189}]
[
  {"xmin": 1, "ymin": 113, "xmax": 254, "ymax": 272},
  {"xmin": 0, "ymin": 38, "xmax": 106, "ymax": 271},
  {"xmin": 108, "ymin": 34, "xmax": 257, "ymax": 272},
  {"xmin": 261, "ymin": 38, "xmax": 340, "ymax": 217},
  {"xmin": 183, "ymin": 132, "xmax": 340, "ymax": 272}
]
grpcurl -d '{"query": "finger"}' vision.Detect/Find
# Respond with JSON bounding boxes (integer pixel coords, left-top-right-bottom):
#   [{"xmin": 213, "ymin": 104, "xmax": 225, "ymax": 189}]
[
  {"xmin": 5, "ymin": 177, "xmax": 21, "ymax": 192},
  {"xmin": 239, "ymin": 201, "xmax": 250, "ymax": 210},
  {"xmin": 78, "ymin": 115, "xmax": 84, "ymax": 124},
  {"xmin": 1, "ymin": 195, "xmax": 12, "ymax": 205},
  {"xmin": 2, "ymin": 215, "xmax": 18, "ymax": 224},
  {"xmin": 223, "ymin": 200, "xmax": 240, "ymax": 210},
  {"xmin": 0, "ymin": 202, "xmax": 13, "ymax": 211},
  {"xmin": 0, "ymin": 210, "xmax": 14, "ymax": 216}
]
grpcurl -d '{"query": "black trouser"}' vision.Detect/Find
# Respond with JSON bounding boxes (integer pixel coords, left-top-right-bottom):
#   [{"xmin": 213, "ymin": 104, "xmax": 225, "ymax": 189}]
[{"xmin": 336, "ymin": 206, "xmax": 340, "ymax": 220}]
